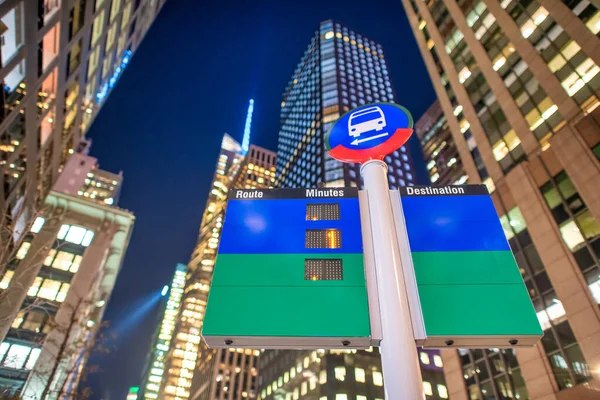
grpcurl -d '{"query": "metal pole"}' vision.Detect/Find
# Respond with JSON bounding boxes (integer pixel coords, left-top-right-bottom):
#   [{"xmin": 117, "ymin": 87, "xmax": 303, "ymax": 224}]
[{"xmin": 360, "ymin": 159, "xmax": 424, "ymax": 400}]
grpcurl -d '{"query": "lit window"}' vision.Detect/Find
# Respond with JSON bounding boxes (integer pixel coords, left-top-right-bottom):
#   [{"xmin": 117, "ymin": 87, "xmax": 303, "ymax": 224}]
[
  {"xmin": 423, "ymin": 381, "xmax": 433, "ymax": 396},
  {"xmin": 355, "ymin": 367, "xmax": 365, "ymax": 383},
  {"xmin": 56, "ymin": 283, "xmax": 70, "ymax": 302},
  {"xmin": 335, "ymin": 395, "xmax": 348, "ymax": 400},
  {"xmin": 438, "ymin": 384, "xmax": 449, "ymax": 399},
  {"xmin": 25, "ymin": 348, "xmax": 41, "ymax": 370},
  {"xmin": 357, "ymin": 396, "xmax": 367, "ymax": 400},
  {"xmin": 559, "ymin": 220, "xmax": 585, "ymax": 250},
  {"xmin": 293, "ymin": 387, "xmax": 299, "ymax": 400},
  {"xmin": 15, "ymin": 242, "xmax": 31, "ymax": 260},
  {"xmin": 0, "ymin": 271, "xmax": 14, "ymax": 290},
  {"xmin": 420, "ymin": 352, "xmax": 430, "ymax": 365},
  {"xmin": 11, "ymin": 312, "xmax": 24, "ymax": 328},
  {"xmin": 70, "ymin": 255, "xmax": 83, "ymax": 273},
  {"xmin": 492, "ymin": 55, "xmax": 506, "ymax": 71},
  {"xmin": 304, "ymin": 356, "xmax": 309, "ymax": 368},
  {"xmin": 30, "ymin": 217, "xmax": 45, "ymax": 233},
  {"xmin": 3, "ymin": 344, "xmax": 30, "ymax": 369},
  {"xmin": 28, "ymin": 277, "xmax": 43, "ymax": 297},
  {"xmin": 434, "ymin": 355, "xmax": 443, "ymax": 367},
  {"xmin": 65, "ymin": 226, "xmax": 87, "ymax": 245},
  {"xmin": 325, "ymin": 31, "xmax": 334, "ymax": 40},
  {"xmin": 319, "ymin": 369, "xmax": 327, "ymax": 384},
  {"xmin": 458, "ymin": 67, "xmax": 471, "ymax": 83},
  {"xmin": 301, "ymin": 382, "xmax": 307, "ymax": 395},
  {"xmin": 310, "ymin": 378, "xmax": 316, "ymax": 390},
  {"xmin": 373, "ymin": 371, "xmax": 383, "ymax": 386},
  {"xmin": 334, "ymin": 366, "xmax": 346, "ymax": 381},
  {"xmin": 44, "ymin": 249, "xmax": 57, "ymax": 266},
  {"xmin": 586, "ymin": 11, "xmax": 600, "ymax": 34},
  {"xmin": 52, "ymin": 251, "xmax": 75, "ymax": 271},
  {"xmin": 82, "ymin": 229, "xmax": 95, "ymax": 247},
  {"xmin": 38, "ymin": 280, "xmax": 61, "ymax": 301},
  {"xmin": 57, "ymin": 224, "xmax": 70, "ymax": 240},
  {"xmin": 0, "ymin": 343, "xmax": 9, "ymax": 360}
]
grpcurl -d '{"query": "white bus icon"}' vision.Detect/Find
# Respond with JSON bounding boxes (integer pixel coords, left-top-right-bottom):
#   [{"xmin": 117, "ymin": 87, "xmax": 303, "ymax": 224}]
[{"xmin": 348, "ymin": 106, "xmax": 386, "ymax": 137}]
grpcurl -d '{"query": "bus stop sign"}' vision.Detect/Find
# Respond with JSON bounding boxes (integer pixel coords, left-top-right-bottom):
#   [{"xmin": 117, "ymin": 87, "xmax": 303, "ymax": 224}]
[{"xmin": 325, "ymin": 102, "xmax": 414, "ymax": 164}]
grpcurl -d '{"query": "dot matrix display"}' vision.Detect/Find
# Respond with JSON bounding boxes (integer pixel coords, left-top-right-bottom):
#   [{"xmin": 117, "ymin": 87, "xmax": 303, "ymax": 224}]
[
  {"xmin": 306, "ymin": 203, "xmax": 341, "ymax": 220},
  {"xmin": 305, "ymin": 229, "xmax": 342, "ymax": 249},
  {"xmin": 305, "ymin": 259, "xmax": 343, "ymax": 280}
]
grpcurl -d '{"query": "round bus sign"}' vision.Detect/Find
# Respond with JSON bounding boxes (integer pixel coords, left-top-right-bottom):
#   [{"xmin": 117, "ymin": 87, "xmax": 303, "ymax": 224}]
[{"xmin": 325, "ymin": 103, "xmax": 414, "ymax": 164}]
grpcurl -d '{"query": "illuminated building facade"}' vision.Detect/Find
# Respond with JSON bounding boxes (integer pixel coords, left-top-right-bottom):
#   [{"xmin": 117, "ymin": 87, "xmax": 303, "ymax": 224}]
[
  {"xmin": 0, "ymin": 0, "xmax": 163, "ymax": 265},
  {"xmin": 0, "ymin": 152, "xmax": 134, "ymax": 396},
  {"xmin": 140, "ymin": 263, "xmax": 186, "ymax": 400},
  {"xmin": 275, "ymin": 20, "xmax": 422, "ymax": 190},
  {"xmin": 232, "ymin": 145, "xmax": 277, "ymax": 190},
  {"xmin": 162, "ymin": 134, "xmax": 275, "ymax": 400},
  {"xmin": 52, "ymin": 144, "xmax": 123, "ymax": 206},
  {"xmin": 402, "ymin": 0, "xmax": 600, "ymax": 397},
  {"xmin": 416, "ymin": 100, "xmax": 467, "ymax": 186},
  {"xmin": 258, "ymin": 348, "xmax": 448, "ymax": 400}
]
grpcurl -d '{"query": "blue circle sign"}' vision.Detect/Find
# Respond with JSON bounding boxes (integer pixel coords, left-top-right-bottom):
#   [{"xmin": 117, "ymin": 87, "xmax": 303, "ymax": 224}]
[{"xmin": 325, "ymin": 103, "xmax": 414, "ymax": 164}]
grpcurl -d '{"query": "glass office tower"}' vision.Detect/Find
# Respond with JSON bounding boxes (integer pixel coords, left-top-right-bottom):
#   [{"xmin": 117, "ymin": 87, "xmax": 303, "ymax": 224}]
[
  {"xmin": 275, "ymin": 20, "xmax": 422, "ymax": 190},
  {"xmin": 402, "ymin": 0, "xmax": 600, "ymax": 397}
]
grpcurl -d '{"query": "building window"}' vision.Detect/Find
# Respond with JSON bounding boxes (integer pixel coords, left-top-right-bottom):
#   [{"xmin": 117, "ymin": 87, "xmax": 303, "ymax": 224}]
[
  {"xmin": 334, "ymin": 366, "xmax": 346, "ymax": 381},
  {"xmin": 373, "ymin": 370, "xmax": 383, "ymax": 386},
  {"xmin": 0, "ymin": 343, "xmax": 41, "ymax": 370},
  {"xmin": 420, "ymin": 352, "xmax": 430, "ymax": 365},
  {"xmin": 30, "ymin": 217, "xmax": 45, "ymax": 233},
  {"xmin": 15, "ymin": 242, "xmax": 31, "ymax": 260},
  {"xmin": 540, "ymin": 171, "xmax": 600, "ymax": 262},
  {"xmin": 423, "ymin": 381, "xmax": 433, "ymax": 396},
  {"xmin": 28, "ymin": 278, "xmax": 70, "ymax": 302},
  {"xmin": 319, "ymin": 369, "xmax": 327, "ymax": 384},
  {"xmin": 354, "ymin": 367, "xmax": 366, "ymax": 383},
  {"xmin": 438, "ymin": 384, "xmax": 449, "ymax": 398},
  {"xmin": 58, "ymin": 224, "xmax": 95, "ymax": 247},
  {"xmin": 434, "ymin": 354, "xmax": 443, "ymax": 368}
]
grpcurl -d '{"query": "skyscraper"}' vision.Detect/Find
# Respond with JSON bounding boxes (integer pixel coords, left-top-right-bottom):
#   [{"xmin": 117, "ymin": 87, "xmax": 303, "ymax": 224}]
[
  {"xmin": 0, "ymin": 151, "xmax": 135, "ymax": 397},
  {"xmin": 0, "ymin": 0, "xmax": 163, "ymax": 264},
  {"xmin": 159, "ymin": 133, "xmax": 275, "ymax": 400},
  {"xmin": 275, "ymin": 20, "xmax": 421, "ymax": 190},
  {"xmin": 259, "ymin": 20, "xmax": 446, "ymax": 400},
  {"xmin": 416, "ymin": 100, "xmax": 467, "ymax": 186},
  {"xmin": 402, "ymin": 0, "xmax": 600, "ymax": 397},
  {"xmin": 141, "ymin": 263, "xmax": 186, "ymax": 400}
]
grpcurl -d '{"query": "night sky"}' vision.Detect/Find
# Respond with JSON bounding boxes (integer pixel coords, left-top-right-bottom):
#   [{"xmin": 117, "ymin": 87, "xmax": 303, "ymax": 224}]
[{"xmin": 85, "ymin": 0, "xmax": 435, "ymax": 398}]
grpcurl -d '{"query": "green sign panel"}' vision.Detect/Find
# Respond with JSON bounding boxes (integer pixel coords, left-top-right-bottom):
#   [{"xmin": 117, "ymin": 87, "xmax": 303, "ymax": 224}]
[
  {"xmin": 202, "ymin": 188, "xmax": 372, "ymax": 349},
  {"xmin": 396, "ymin": 185, "xmax": 543, "ymax": 347}
]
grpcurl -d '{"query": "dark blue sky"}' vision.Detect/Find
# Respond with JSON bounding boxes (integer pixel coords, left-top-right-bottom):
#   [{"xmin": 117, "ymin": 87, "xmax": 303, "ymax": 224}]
[{"xmin": 85, "ymin": 0, "xmax": 435, "ymax": 398}]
